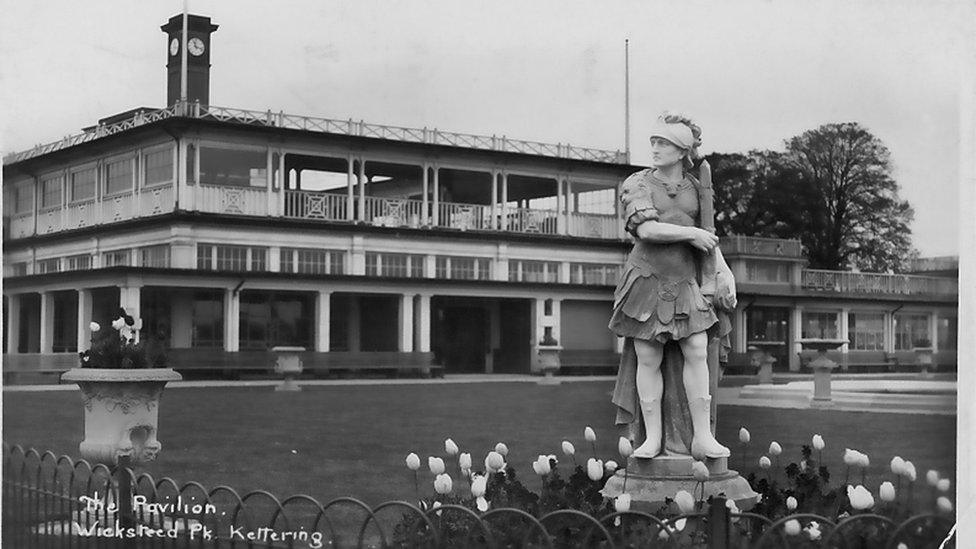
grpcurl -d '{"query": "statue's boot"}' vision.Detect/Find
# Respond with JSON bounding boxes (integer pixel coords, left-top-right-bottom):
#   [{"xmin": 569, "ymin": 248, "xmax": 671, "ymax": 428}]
[
  {"xmin": 632, "ymin": 398, "xmax": 662, "ymax": 458},
  {"xmin": 689, "ymin": 396, "xmax": 730, "ymax": 460}
]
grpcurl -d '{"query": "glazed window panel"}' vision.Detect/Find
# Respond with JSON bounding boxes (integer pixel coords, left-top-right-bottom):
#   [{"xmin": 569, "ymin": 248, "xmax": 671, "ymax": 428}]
[
  {"xmin": 365, "ymin": 252, "xmax": 423, "ymax": 278},
  {"xmin": 102, "ymin": 249, "xmax": 132, "ymax": 267},
  {"xmin": 40, "ymin": 176, "xmax": 63, "ymax": 209},
  {"xmin": 571, "ymin": 263, "xmax": 620, "ymax": 285},
  {"xmin": 139, "ymin": 245, "xmax": 170, "ymax": 268},
  {"xmin": 70, "ymin": 168, "xmax": 97, "ymax": 202},
  {"xmin": 801, "ymin": 311, "xmax": 839, "ymax": 339},
  {"xmin": 104, "ymin": 157, "xmax": 134, "ymax": 196},
  {"xmin": 196, "ymin": 245, "xmax": 214, "ymax": 269},
  {"xmin": 14, "ymin": 181, "xmax": 33, "ymax": 213},
  {"xmin": 64, "ymin": 254, "xmax": 92, "ymax": 271},
  {"xmin": 215, "ymin": 245, "xmax": 247, "ymax": 271},
  {"xmin": 9, "ymin": 262, "xmax": 28, "ymax": 276},
  {"xmin": 250, "ymin": 248, "xmax": 267, "ymax": 272},
  {"xmin": 435, "ymin": 256, "xmax": 490, "ymax": 280},
  {"xmin": 509, "ymin": 260, "xmax": 559, "ymax": 283},
  {"xmin": 36, "ymin": 258, "xmax": 60, "ymax": 274},
  {"xmin": 191, "ymin": 290, "xmax": 224, "ymax": 348},
  {"xmin": 746, "ymin": 260, "xmax": 791, "ymax": 283},
  {"xmin": 746, "ymin": 306, "xmax": 790, "ymax": 343},
  {"xmin": 937, "ymin": 316, "xmax": 957, "ymax": 350},
  {"xmin": 894, "ymin": 313, "xmax": 931, "ymax": 350},
  {"xmin": 143, "ymin": 148, "xmax": 174, "ymax": 187},
  {"xmin": 849, "ymin": 312, "xmax": 885, "ymax": 351},
  {"xmin": 199, "ymin": 146, "xmax": 267, "ymax": 188}
]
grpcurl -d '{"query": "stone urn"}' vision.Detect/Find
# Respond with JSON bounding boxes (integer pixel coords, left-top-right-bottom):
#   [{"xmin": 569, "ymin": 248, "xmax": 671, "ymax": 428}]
[
  {"xmin": 272, "ymin": 346, "xmax": 305, "ymax": 391},
  {"xmin": 536, "ymin": 344, "xmax": 562, "ymax": 385},
  {"xmin": 913, "ymin": 345, "xmax": 935, "ymax": 375},
  {"xmin": 61, "ymin": 368, "xmax": 182, "ymax": 465}
]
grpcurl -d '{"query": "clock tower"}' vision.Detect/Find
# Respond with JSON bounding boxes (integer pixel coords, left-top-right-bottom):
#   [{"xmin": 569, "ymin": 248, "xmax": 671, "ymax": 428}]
[{"xmin": 161, "ymin": 14, "xmax": 219, "ymax": 107}]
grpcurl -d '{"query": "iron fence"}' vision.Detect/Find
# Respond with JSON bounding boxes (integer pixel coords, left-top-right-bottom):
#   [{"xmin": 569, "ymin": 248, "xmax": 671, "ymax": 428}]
[{"xmin": 3, "ymin": 444, "xmax": 953, "ymax": 548}]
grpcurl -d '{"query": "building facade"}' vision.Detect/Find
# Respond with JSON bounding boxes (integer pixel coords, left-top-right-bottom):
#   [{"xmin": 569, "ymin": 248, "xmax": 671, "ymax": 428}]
[{"xmin": 1, "ymin": 15, "xmax": 958, "ymax": 376}]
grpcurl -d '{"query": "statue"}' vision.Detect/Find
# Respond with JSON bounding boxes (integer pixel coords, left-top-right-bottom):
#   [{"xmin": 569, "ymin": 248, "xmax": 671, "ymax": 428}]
[{"xmin": 609, "ymin": 114, "xmax": 736, "ymax": 461}]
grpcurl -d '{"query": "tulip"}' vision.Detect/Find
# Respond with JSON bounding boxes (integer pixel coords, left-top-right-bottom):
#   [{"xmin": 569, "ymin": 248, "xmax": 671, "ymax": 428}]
[
  {"xmin": 476, "ymin": 496, "xmax": 489, "ymax": 512},
  {"xmin": 494, "ymin": 442, "xmax": 508, "ymax": 457},
  {"xmin": 604, "ymin": 460, "xmax": 619, "ymax": 474},
  {"xmin": 784, "ymin": 519, "xmax": 801, "ymax": 536},
  {"xmin": 843, "ymin": 449, "xmax": 858, "ymax": 467},
  {"xmin": 786, "ymin": 496, "xmax": 797, "ymax": 511},
  {"xmin": 458, "ymin": 453, "xmax": 472, "ymax": 470},
  {"xmin": 444, "ymin": 438, "xmax": 459, "ymax": 456},
  {"xmin": 428, "ymin": 456, "xmax": 445, "ymax": 475},
  {"xmin": 691, "ymin": 461, "xmax": 709, "ymax": 482},
  {"xmin": 903, "ymin": 461, "xmax": 917, "ymax": 482},
  {"xmin": 606, "ymin": 493, "xmax": 628, "ymax": 513},
  {"xmin": 805, "ymin": 521, "xmax": 822, "ymax": 541},
  {"xmin": 433, "ymin": 473, "xmax": 453, "ymax": 495},
  {"xmin": 858, "ymin": 453, "xmax": 869, "ymax": 468},
  {"xmin": 937, "ymin": 478, "xmax": 951, "ymax": 492},
  {"xmin": 738, "ymin": 427, "xmax": 751, "ymax": 444},
  {"xmin": 759, "ymin": 456, "xmax": 771, "ymax": 469},
  {"xmin": 405, "ymin": 453, "xmax": 421, "ymax": 471},
  {"xmin": 847, "ymin": 485, "xmax": 875, "ymax": 510},
  {"xmin": 618, "ymin": 437, "xmax": 633, "ymax": 459},
  {"xmin": 584, "ymin": 426, "xmax": 596, "ymax": 442},
  {"xmin": 674, "ymin": 490, "xmax": 695, "ymax": 513},
  {"xmin": 812, "ymin": 434, "xmax": 825, "ymax": 451},
  {"xmin": 725, "ymin": 498, "xmax": 740, "ymax": 518},
  {"xmin": 485, "ymin": 451, "xmax": 505, "ymax": 472},
  {"xmin": 470, "ymin": 474, "xmax": 487, "ymax": 497},
  {"xmin": 586, "ymin": 458, "xmax": 604, "ymax": 481},
  {"xmin": 926, "ymin": 470, "xmax": 940, "ymax": 487},
  {"xmin": 937, "ymin": 497, "xmax": 953, "ymax": 513},
  {"xmin": 562, "ymin": 441, "xmax": 575, "ymax": 456},
  {"xmin": 879, "ymin": 481, "xmax": 896, "ymax": 502},
  {"xmin": 890, "ymin": 456, "xmax": 905, "ymax": 476},
  {"xmin": 89, "ymin": 322, "xmax": 100, "ymax": 332},
  {"xmin": 768, "ymin": 442, "xmax": 782, "ymax": 456},
  {"xmin": 532, "ymin": 455, "xmax": 551, "ymax": 476},
  {"xmin": 673, "ymin": 518, "xmax": 687, "ymax": 531},
  {"xmin": 431, "ymin": 501, "xmax": 442, "ymax": 514},
  {"xmin": 111, "ymin": 318, "xmax": 125, "ymax": 330}
]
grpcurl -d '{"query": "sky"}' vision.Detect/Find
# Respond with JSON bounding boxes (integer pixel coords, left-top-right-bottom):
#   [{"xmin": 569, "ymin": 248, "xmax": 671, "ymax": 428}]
[{"xmin": 1, "ymin": 0, "xmax": 972, "ymax": 257}]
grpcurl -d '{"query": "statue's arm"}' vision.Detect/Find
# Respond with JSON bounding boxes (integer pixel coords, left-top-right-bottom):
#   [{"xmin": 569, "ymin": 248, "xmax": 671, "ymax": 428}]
[
  {"xmin": 714, "ymin": 246, "xmax": 737, "ymax": 310},
  {"xmin": 634, "ymin": 221, "xmax": 719, "ymax": 253}
]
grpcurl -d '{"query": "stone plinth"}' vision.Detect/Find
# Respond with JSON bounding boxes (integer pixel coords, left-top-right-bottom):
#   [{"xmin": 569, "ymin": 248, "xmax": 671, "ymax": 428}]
[{"xmin": 602, "ymin": 453, "xmax": 759, "ymax": 510}]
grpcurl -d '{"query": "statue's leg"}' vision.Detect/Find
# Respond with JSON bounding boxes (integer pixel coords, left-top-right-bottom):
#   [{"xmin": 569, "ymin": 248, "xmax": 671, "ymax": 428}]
[
  {"xmin": 633, "ymin": 338, "xmax": 665, "ymax": 458},
  {"xmin": 679, "ymin": 332, "xmax": 731, "ymax": 459}
]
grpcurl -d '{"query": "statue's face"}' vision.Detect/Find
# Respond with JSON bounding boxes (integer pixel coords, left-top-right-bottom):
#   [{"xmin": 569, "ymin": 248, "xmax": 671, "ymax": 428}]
[{"xmin": 649, "ymin": 137, "xmax": 686, "ymax": 169}]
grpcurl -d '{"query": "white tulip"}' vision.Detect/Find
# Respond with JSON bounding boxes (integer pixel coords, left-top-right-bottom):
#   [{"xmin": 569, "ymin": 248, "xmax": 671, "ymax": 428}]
[
  {"xmin": 903, "ymin": 461, "xmax": 917, "ymax": 482},
  {"xmin": 858, "ymin": 452, "xmax": 870, "ymax": 468},
  {"xmin": 405, "ymin": 453, "xmax": 421, "ymax": 471},
  {"xmin": 485, "ymin": 451, "xmax": 505, "ymax": 472},
  {"xmin": 738, "ymin": 427, "xmax": 750, "ymax": 444},
  {"xmin": 494, "ymin": 442, "xmax": 509, "ymax": 457},
  {"xmin": 843, "ymin": 449, "xmax": 858, "ymax": 466},
  {"xmin": 562, "ymin": 441, "xmax": 575, "ymax": 456},
  {"xmin": 89, "ymin": 322, "xmax": 101, "ymax": 332},
  {"xmin": 618, "ymin": 437, "xmax": 633, "ymax": 459},
  {"xmin": 805, "ymin": 521, "xmax": 822, "ymax": 541},
  {"xmin": 532, "ymin": 455, "xmax": 551, "ymax": 476},
  {"xmin": 759, "ymin": 456, "xmax": 771, "ymax": 469},
  {"xmin": 444, "ymin": 438, "xmax": 459, "ymax": 456},
  {"xmin": 458, "ymin": 453, "xmax": 472, "ymax": 470},
  {"xmin": 111, "ymin": 318, "xmax": 125, "ymax": 331},
  {"xmin": 584, "ymin": 427, "xmax": 597, "ymax": 442},
  {"xmin": 879, "ymin": 481, "xmax": 895, "ymax": 502},
  {"xmin": 604, "ymin": 460, "xmax": 619, "ymax": 474},
  {"xmin": 812, "ymin": 434, "xmax": 825, "ymax": 451},
  {"xmin": 784, "ymin": 519, "xmax": 801, "ymax": 536},
  {"xmin": 890, "ymin": 456, "xmax": 905, "ymax": 476},
  {"xmin": 586, "ymin": 458, "xmax": 604, "ymax": 481},
  {"xmin": 470, "ymin": 474, "xmax": 487, "ymax": 497},
  {"xmin": 847, "ymin": 485, "xmax": 875, "ymax": 510},
  {"xmin": 691, "ymin": 461, "xmax": 709, "ymax": 482},
  {"xmin": 786, "ymin": 496, "xmax": 797, "ymax": 511},
  {"xmin": 926, "ymin": 470, "xmax": 940, "ymax": 487},
  {"xmin": 674, "ymin": 490, "xmax": 695, "ymax": 513},
  {"xmin": 937, "ymin": 497, "xmax": 953, "ymax": 513},
  {"xmin": 768, "ymin": 442, "xmax": 782, "ymax": 456},
  {"xmin": 937, "ymin": 478, "xmax": 951, "ymax": 492},
  {"xmin": 614, "ymin": 494, "xmax": 632, "ymax": 512},
  {"xmin": 476, "ymin": 496, "xmax": 489, "ymax": 512},
  {"xmin": 433, "ymin": 473, "xmax": 453, "ymax": 495},
  {"xmin": 428, "ymin": 456, "xmax": 445, "ymax": 475}
]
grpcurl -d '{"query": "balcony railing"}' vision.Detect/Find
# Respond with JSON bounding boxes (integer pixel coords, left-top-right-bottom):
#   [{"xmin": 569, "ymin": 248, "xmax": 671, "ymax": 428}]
[
  {"xmin": 720, "ymin": 235, "xmax": 803, "ymax": 258},
  {"xmin": 5, "ymin": 101, "xmax": 628, "ymax": 165},
  {"xmin": 801, "ymin": 269, "xmax": 958, "ymax": 297}
]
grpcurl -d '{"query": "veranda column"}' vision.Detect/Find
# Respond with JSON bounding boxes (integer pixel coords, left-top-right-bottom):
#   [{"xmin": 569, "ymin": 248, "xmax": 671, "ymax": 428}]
[
  {"xmin": 500, "ymin": 172, "xmax": 509, "ymax": 230},
  {"xmin": 839, "ymin": 308, "xmax": 850, "ymax": 354},
  {"xmin": 421, "ymin": 163, "xmax": 430, "ymax": 225},
  {"xmin": 266, "ymin": 147, "xmax": 275, "ymax": 216},
  {"xmin": 551, "ymin": 298, "xmax": 563, "ymax": 344},
  {"xmin": 734, "ymin": 305, "xmax": 748, "ymax": 353},
  {"xmin": 399, "ymin": 293, "xmax": 415, "ymax": 352},
  {"xmin": 277, "ymin": 151, "xmax": 286, "ymax": 217},
  {"xmin": 76, "ymin": 289, "xmax": 92, "ymax": 352},
  {"xmin": 884, "ymin": 311, "xmax": 895, "ymax": 353},
  {"xmin": 119, "ymin": 285, "xmax": 142, "ymax": 342},
  {"xmin": 929, "ymin": 312, "xmax": 939, "ymax": 353},
  {"xmin": 39, "ymin": 291, "xmax": 54, "ymax": 353},
  {"xmin": 347, "ymin": 156, "xmax": 356, "ymax": 221},
  {"xmin": 490, "ymin": 170, "xmax": 498, "ymax": 230},
  {"xmin": 357, "ymin": 159, "xmax": 366, "ymax": 222},
  {"xmin": 224, "ymin": 289, "xmax": 240, "ymax": 352},
  {"xmin": 432, "ymin": 166, "xmax": 440, "ymax": 226},
  {"xmin": 315, "ymin": 291, "xmax": 332, "ymax": 352},
  {"xmin": 790, "ymin": 305, "xmax": 804, "ymax": 371},
  {"xmin": 415, "ymin": 294, "xmax": 432, "ymax": 352},
  {"xmin": 6, "ymin": 294, "xmax": 21, "ymax": 354}
]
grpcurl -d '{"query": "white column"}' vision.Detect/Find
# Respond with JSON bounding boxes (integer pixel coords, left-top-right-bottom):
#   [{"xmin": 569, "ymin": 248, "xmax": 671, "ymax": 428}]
[
  {"xmin": 558, "ymin": 262, "xmax": 571, "ymax": 284},
  {"xmin": 790, "ymin": 305, "xmax": 804, "ymax": 371},
  {"xmin": 734, "ymin": 305, "xmax": 748, "ymax": 353},
  {"xmin": 415, "ymin": 294, "xmax": 432, "ymax": 352},
  {"xmin": 223, "ymin": 289, "xmax": 240, "ymax": 352},
  {"xmin": 432, "ymin": 166, "xmax": 440, "ymax": 226},
  {"xmin": 119, "ymin": 285, "xmax": 142, "ymax": 342},
  {"xmin": 500, "ymin": 172, "xmax": 508, "ymax": 230},
  {"xmin": 6, "ymin": 294, "xmax": 21, "ymax": 354},
  {"xmin": 347, "ymin": 156, "xmax": 356, "ymax": 221},
  {"xmin": 494, "ymin": 243, "xmax": 509, "ymax": 281},
  {"xmin": 930, "ymin": 312, "xmax": 939, "ymax": 352},
  {"xmin": 839, "ymin": 308, "xmax": 850, "ymax": 353},
  {"xmin": 399, "ymin": 293, "xmax": 415, "ymax": 352},
  {"xmin": 350, "ymin": 236, "xmax": 366, "ymax": 275},
  {"xmin": 884, "ymin": 311, "xmax": 895, "ymax": 352},
  {"xmin": 551, "ymin": 298, "xmax": 562, "ymax": 344},
  {"xmin": 277, "ymin": 151, "xmax": 286, "ymax": 217},
  {"xmin": 316, "ymin": 291, "xmax": 331, "ymax": 352},
  {"xmin": 39, "ymin": 291, "xmax": 54, "ymax": 353},
  {"xmin": 268, "ymin": 246, "xmax": 281, "ymax": 273},
  {"xmin": 357, "ymin": 159, "xmax": 366, "ymax": 222},
  {"xmin": 266, "ymin": 147, "xmax": 275, "ymax": 216},
  {"xmin": 76, "ymin": 289, "xmax": 92, "ymax": 352},
  {"xmin": 424, "ymin": 254, "xmax": 437, "ymax": 279},
  {"xmin": 177, "ymin": 138, "xmax": 189, "ymax": 209},
  {"xmin": 490, "ymin": 170, "xmax": 498, "ymax": 230},
  {"xmin": 421, "ymin": 164, "xmax": 430, "ymax": 225}
]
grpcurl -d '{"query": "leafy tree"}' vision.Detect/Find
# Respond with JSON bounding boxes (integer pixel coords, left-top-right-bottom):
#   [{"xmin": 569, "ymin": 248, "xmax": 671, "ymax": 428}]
[{"xmin": 708, "ymin": 123, "xmax": 916, "ymax": 272}]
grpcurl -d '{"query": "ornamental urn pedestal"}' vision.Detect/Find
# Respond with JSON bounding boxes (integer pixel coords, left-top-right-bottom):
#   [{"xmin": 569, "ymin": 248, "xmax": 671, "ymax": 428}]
[
  {"xmin": 536, "ymin": 345, "xmax": 562, "ymax": 385},
  {"xmin": 61, "ymin": 368, "xmax": 182, "ymax": 465}
]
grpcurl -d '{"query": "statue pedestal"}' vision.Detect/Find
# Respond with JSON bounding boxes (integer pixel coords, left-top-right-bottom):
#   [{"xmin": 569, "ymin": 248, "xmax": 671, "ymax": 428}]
[{"xmin": 601, "ymin": 454, "xmax": 759, "ymax": 511}]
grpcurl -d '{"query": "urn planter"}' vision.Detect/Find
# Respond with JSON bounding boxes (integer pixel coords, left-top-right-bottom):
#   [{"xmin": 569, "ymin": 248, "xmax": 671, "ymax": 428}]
[
  {"xmin": 914, "ymin": 347, "xmax": 935, "ymax": 376},
  {"xmin": 536, "ymin": 345, "xmax": 562, "ymax": 385},
  {"xmin": 61, "ymin": 368, "xmax": 182, "ymax": 465}
]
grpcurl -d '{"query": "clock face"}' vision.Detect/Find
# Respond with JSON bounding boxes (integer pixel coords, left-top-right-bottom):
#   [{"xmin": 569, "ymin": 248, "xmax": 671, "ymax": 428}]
[
  {"xmin": 169, "ymin": 38, "xmax": 179, "ymax": 56},
  {"xmin": 188, "ymin": 37, "xmax": 205, "ymax": 57}
]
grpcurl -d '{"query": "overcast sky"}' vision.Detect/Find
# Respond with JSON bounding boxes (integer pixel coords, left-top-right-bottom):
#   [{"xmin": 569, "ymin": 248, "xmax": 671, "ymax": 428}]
[{"xmin": 1, "ymin": 0, "xmax": 972, "ymax": 257}]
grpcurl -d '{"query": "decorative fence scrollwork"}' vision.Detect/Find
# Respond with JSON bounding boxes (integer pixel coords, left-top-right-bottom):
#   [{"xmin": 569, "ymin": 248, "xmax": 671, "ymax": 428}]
[{"xmin": 2, "ymin": 444, "xmax": 954, "ymax": 548}]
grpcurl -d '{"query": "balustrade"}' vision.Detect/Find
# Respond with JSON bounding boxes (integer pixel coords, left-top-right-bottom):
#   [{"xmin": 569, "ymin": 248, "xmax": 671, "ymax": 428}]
[
  {"xmin": 801, "ymin": 269, "xmax": 957, "ymax": 297},
  {"xmin": 193, "ymin": 184, "xmax": 268, "ymax": 216}
]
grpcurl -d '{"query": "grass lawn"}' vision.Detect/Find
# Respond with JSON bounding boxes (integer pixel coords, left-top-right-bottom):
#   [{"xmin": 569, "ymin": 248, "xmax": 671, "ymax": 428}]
[{"xmin": 2, "ymin": 381, "xmax": 956, "ymax": 506}]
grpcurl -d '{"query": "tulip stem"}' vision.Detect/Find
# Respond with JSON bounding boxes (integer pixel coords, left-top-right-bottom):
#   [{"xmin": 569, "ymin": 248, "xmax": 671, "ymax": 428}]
[
  {"xmin": 413, "ymin": 471, "xmax": 419, "ymax": 504},
  {"xmin": 591, "ymin": 442, "xmax": 597, "ymax": 461},
  {"xmin": 622, "ymin": 468, "xmax": 629, "ymax": 493}
]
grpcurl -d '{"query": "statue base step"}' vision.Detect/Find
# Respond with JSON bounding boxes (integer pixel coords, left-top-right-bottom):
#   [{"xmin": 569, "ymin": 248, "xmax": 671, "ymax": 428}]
[{"xmin": 602, "ymin": 454, "xmax": 759, "ymax": 511}]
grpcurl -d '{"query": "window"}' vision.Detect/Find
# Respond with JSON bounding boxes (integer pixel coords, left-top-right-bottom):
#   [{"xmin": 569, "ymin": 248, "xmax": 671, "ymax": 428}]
[
  {"xmin": 199, "ymin": 147, "xmax": 267, "ymax": 187},
  {"xmin": 9, "ymin": 262, "xmax": 28, "ymax": 276},
  {"xmin": 36, "ymin": 258, "xmax": 60, "ymax": 274},
  {"xmin": 192, "ymin": 290, "xmax": 224, "ymax": 348},
  {"xmin": 801, "ymin": 311, "xmax": 839, "ymax": 339},
  {"xmin": 197, "ymin": 243, "xmax": 269, "ymax": 272},
  {"xmin": 570, "ymin": 263, "xmax": 620, "ymax": 285},
  {"xmin": 102, "ymin": 249, "xmax": 132, "ymax": 267},
  {"xmin": 143, "ymin": 148, "xmax": 173, "ymax": 187},
  {"xmin": 64, "ymin": 254, "xmax": 92, "ymax": 271},
  {"xmin": 40, "ymin": 176, "xmax": 62, "ymax": 209},
  {"xmin": 104, "ymin": 157, "xmax": 133, "ymax": 196},
  {"xmin": 435, "ymin": 256, "xmax": 491, "ymax": 280},
  {"xmin": 239, "ymin": 291, "xmax": 314, "ymax": 350},
  {"xmin": 13, "ymin": 181, "xmax": 33, "ymax": 213},
  {"xmin": 849, "ymin": 312, "xmax": 885, "ymax": 351},
  {"xmin": 70, "ymin": 168, "xmax": 97, "ymax": 202},
  {"xmin": 509, "ymin": 260, "xmax": 559, "ymax": 283},
  {"xmin": 139, "ymin": 245, "xmax": 170, "ymax": 267},
  {"xmin": 365, "ymin": 252, "xmax": 423, "ymax": 278},
  {"xmin": 746, "ymin": 260, "xmax": 791, "ymax": 283},
  {"xmin": 894, "ymin": 313, "xmax": 931, "ymax": 350},
  {"xmin": 746, "ymin": 307, "xmax": 789, "ymax": 343},
  {"xmin": 937, "ymin": 315, "xmax": 957, "ymax": 351}
]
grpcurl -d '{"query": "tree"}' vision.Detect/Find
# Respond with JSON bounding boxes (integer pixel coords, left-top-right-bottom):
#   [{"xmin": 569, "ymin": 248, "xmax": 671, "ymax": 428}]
[{"xmin": 708, "ymin": 123, "xmax": 916, "ymax": 272}]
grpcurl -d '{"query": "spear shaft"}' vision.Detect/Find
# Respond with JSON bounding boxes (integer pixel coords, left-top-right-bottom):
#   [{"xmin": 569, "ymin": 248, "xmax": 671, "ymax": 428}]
[{"xmin": 698, "ymin": 160, "xmax": 717, "ymax": 298}]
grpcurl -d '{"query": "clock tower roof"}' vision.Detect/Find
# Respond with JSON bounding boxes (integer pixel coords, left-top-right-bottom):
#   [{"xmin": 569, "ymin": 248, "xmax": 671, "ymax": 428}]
[{"xmin": 160, "ymin": 14, "xmax": 218, "ymax": 34}]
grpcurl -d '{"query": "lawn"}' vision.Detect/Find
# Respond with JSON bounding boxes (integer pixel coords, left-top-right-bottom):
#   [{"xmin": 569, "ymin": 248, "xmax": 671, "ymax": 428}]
[{"xmin": 2, "ymin": 381, "xmax": 956, "ymax": 506}]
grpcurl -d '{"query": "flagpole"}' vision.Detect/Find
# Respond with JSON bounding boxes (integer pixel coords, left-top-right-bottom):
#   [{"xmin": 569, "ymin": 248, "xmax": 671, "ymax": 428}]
[
  {"xmin": 180, "ymin": 0, "xmax": 189, "ymax": 103},
  {"xmin": 624, "ymin": 38, "xmax": 630, "ymax": 164}
]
